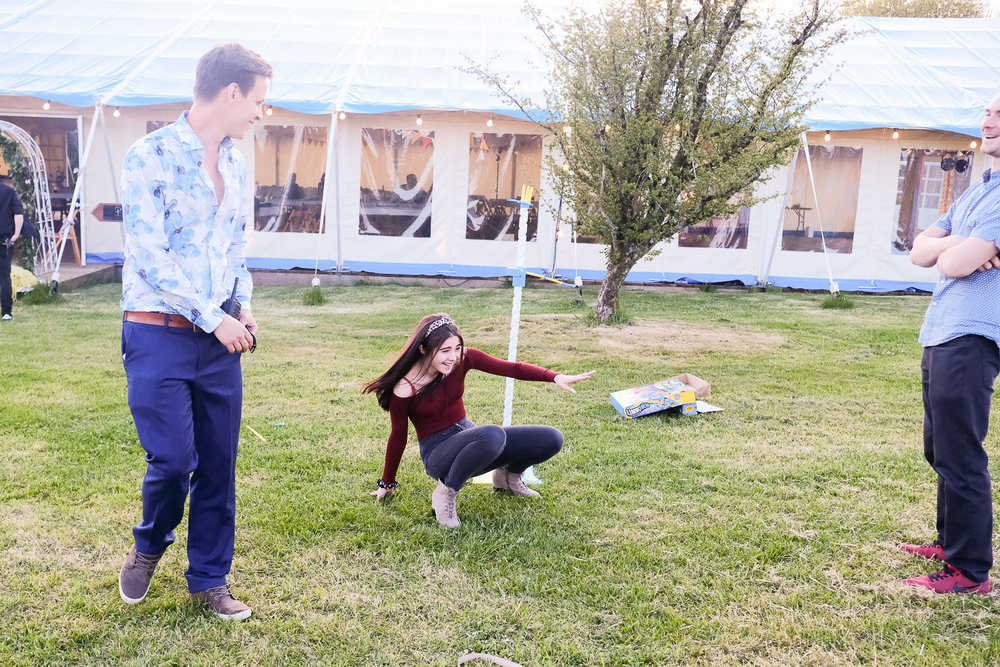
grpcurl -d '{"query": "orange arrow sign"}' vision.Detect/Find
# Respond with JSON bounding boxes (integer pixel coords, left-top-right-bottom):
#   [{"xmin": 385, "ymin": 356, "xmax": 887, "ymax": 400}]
[{"xmin": 91, "ymin": 203, "xmax": 124, "ymax": 222}]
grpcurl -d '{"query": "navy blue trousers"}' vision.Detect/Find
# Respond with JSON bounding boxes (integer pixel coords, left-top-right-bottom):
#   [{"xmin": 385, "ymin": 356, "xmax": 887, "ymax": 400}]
[
  {"xmin": 122, "ymin": 320, "xmax": 243, "ymax": 593},
  {"xmin": 419, "ymin": 417, "xmax": 563, "ymax": 490},
  {"xmin": 922, "ymin": 334, "xmax": 1000, "ymax": 583}
]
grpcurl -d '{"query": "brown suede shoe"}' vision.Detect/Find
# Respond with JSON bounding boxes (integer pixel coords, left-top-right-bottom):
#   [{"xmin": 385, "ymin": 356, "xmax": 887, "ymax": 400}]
[
  {"xmin": 119, "ymin": 546, "xmax": 165, "ymax": 604},
  {"xmin": 191, "ymin": 584, "xmax": 252, "ymax": 620}
]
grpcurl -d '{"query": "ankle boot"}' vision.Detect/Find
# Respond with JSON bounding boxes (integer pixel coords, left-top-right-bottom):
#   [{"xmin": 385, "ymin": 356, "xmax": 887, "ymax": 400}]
[
  {"xmin": 491, "ymin": 468, "xmax": 510, "ymax": 490},
  {"xmin": 431, "ymin": 481, "xmax": 461, "ymax": 527},
  {"xmin": 496, "ymin": 469, "xmax": 541, "ymax": 498}
]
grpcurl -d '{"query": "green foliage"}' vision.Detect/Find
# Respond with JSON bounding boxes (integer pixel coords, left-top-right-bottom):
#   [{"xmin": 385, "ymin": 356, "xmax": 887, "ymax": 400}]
[
  {"xmin": 698, "ymin": 283, "xmax": 718, "ymax": 293},
  {"xmin": 764, "ymin": 283, "xmax": 784, "ymax": 293},
  {"xmin": 839, "ymin": 0, "xmax": 985, "ymax": 17},
  {"xmin": 301, "ymin": 285, "xmax": 327, "ymax": 305},
  {"xmin": 17, "ymin": 282, "xmax": 59, "ymax": 305},
  {"xmin": 821, "ymin": 292, "xmax": 856, "ymax": 309},
  {"xmin": 478, "ymin": 0, "xmax": 844, "ymax": 321}
]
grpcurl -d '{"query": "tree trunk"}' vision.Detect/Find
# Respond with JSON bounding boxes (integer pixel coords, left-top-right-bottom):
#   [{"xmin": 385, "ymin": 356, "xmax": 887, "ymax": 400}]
[{"xmin": 595, "ymin": 255, "xmax": 636, "ymax": 322}]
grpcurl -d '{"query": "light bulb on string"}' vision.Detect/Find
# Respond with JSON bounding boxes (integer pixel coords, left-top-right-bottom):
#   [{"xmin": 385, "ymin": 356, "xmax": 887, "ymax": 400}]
[
  {"xmin": 970, "ymin": 139, "xmax": 978, "ymax": 149},
  {"xmin": 891, "ymin": 128, "xmax": 899, "ymax": 140},
  {"xmin": 823, "ymin": 130, "xmax": 831, "ymax": 142},
  {"xmin": 487, "ymin": 116, "xmax": 494, "ymax": 128},
  {"xmin": 416, "ymin": 114, "xmax": 423, "ymax": 126},
  {"xmin": 339, "ymin": 111, "xmax": 346, "ymax": 120},
  {"xmin": 265, "ymin": 105, "xmax": 273, "ymax": 116},
  {"xmin": 562, "ymin": 160, "xmax": 570, "ymax": 171},
  {"xmin": 42, "ymin": 100, "xmax": 51, "ymax": 111},
  {"xmin": 113, "ymin": 107, "xmax": 121, "ymax": 118}
]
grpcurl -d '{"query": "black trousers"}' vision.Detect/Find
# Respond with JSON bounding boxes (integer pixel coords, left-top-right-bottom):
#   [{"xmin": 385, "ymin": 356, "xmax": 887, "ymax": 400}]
[
  {"xmin": 419, "ymin": 417, "xmax": 563, "ymax": 490},
  {"xmin": 922, "ymin": 334, "xmax": 1000, "ymax": 582},
  {"xmin": 0, "ymin": 241, "xmax": 12, "ymax": 316}
]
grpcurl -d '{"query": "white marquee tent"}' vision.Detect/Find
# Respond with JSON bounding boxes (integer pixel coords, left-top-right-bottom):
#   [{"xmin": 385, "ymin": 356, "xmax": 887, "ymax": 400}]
[{"xmin": 2, "ymin": 1, "xmax": 1000, "ymax": 291}]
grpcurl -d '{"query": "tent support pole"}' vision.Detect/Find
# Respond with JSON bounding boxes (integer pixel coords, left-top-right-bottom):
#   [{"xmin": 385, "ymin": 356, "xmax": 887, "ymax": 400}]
[
  {"xmin": 757, "ymin": 148, "xmax": 800, "ymax": 288},
  {"xmin": 799, "ymin": 132, "xmax": 838, "ymax": 294},
  {"xmin": 313, "ymin": 111, "xmax": 338, "ymax": 279},
  {"xmin": 50, "ymin": 104, "xmax": 102, "ymax": 289}
]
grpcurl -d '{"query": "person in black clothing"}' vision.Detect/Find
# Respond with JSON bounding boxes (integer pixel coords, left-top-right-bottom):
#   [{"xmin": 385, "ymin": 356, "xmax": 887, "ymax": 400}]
[
  {"xmin": 0, "ymin": 175, "xmax": 25, "ymax": 322},
  {"xmin": 287, "ymin": 172, "xmax": 305, "ymax": 200}
]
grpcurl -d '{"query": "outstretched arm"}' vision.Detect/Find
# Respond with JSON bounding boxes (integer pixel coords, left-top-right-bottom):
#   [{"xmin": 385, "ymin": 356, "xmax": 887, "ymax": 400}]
[
  {"xmin": 465, "ymin": 347, "xmax": 595, "ymax": 391},
  {"xmin": 553, "ymin": 371, "xmax": 595, "ymax": 393}
]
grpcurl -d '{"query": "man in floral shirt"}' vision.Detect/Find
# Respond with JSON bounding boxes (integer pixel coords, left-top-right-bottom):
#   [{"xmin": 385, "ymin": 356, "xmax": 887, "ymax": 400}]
[{"xmin": 118, "ymin": 43, "xmax": 270, "ymax": 620}]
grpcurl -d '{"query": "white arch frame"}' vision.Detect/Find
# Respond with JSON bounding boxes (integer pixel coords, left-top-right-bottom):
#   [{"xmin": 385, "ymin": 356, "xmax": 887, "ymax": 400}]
[{"xmin": 0, "ymin": 120, "xmax": 57, "ymax": 274}]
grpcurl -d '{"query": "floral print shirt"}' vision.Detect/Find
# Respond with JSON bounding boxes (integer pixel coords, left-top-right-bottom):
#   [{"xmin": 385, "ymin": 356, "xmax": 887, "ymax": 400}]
[{"xmin": 120, "ymin": 111, "xmax": 252, "ymax": 332}]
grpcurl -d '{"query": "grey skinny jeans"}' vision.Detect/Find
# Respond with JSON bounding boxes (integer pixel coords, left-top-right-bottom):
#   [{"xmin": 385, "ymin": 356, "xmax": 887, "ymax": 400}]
[{"xmin": 418, "ymin": 417, "xmax": 563, "ymax": 490}]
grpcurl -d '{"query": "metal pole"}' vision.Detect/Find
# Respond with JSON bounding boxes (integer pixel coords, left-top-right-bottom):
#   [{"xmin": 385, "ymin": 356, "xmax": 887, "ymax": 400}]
[{"xmin": 50, "ymin": 104, "xmax": 102, "ymax": 290}]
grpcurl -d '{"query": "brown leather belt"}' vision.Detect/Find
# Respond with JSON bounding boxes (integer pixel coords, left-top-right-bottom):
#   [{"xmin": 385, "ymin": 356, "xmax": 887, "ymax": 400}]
[{"xmin": 124, "ymin": 310, "xmax": 199, "ymax": 329}]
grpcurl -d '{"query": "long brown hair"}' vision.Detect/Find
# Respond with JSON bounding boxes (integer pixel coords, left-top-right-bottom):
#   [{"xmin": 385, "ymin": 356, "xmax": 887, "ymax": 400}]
[{"xmin": 362, "ymin": 313, "xmax": 464, "ymax": 411}]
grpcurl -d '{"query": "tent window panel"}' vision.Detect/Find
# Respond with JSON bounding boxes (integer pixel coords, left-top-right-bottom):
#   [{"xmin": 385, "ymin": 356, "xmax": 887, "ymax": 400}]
[
  {"xmin": 466, "ymin": 132, "xmax": 541, "ymax": 242},
  {"xmin": 892, "ymin": 148, "xmax": 973, "ymax": 255},
  {"xmin": 359, "ymin": 128, "xmax": 433, "ymax": 238},
  {"xmin": 253, "ymin": 124, "xmax": 328, "ymax": 234},
  {"xmin": 781, "ymin": 145, "xmax": 862, "ymax": 254},
  {"xmin": 678, "ymin": 207, "xmax": 750, "ymax": 249}
]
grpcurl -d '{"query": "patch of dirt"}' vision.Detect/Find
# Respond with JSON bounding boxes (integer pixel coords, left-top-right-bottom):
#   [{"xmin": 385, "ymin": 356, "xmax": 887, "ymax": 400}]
[
  {"xmin": 517, "ymin": 315, "xmax": 785, "ymax": 353},
  {"xmin": 598, "ymin": 318, "xmax": 784, "ymax": 352}
]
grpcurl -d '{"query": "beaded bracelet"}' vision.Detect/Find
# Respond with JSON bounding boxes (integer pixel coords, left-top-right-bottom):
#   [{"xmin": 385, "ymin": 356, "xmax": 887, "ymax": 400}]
[{"xmin": 376, "ymin": 479, "xmax": 399, "ymax": 490}]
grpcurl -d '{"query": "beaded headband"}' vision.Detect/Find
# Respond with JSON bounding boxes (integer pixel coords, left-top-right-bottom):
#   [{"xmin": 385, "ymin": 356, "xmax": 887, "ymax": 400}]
[{"xmin": 424, "ymin": 316, "xmax": 455, "ymax": 339}]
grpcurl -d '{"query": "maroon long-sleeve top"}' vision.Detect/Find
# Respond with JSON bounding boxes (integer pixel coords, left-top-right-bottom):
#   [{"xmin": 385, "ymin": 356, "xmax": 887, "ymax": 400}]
[{"xmin": 379, "ymin": 347, "xmax": 557, "ymax": 484}]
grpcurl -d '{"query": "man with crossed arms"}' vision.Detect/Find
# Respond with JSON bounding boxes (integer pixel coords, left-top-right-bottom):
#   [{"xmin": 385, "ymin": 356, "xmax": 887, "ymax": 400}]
[{"xmin": 899, "ymin": 91, "xmax": 1000, "ymax": 595}]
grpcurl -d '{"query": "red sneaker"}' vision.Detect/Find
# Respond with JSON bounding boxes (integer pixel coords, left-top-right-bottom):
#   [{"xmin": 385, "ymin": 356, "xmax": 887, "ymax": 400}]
[
  {"xmin": 897, "ymin": 542, "xmax": 945, "ymax": 561},
  {"xmin": 902, "ymin": 564, "xmax": 990, "ymax": 595}
]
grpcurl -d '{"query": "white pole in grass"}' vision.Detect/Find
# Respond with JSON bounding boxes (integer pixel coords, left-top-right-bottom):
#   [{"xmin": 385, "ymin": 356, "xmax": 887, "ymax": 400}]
[
  {"xmin": 799, "ymin": 132, "xmax": 839, "ymax": 294},
  {"xmin": 473, "ymin": 184, "xmax": 542, "ymax": 485}
]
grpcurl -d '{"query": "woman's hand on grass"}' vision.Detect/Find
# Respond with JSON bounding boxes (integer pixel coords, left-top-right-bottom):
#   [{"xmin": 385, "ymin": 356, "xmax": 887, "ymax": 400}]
[{"xmin": 554, "ymin": 371, "xmax": 595, "ymax": 393}]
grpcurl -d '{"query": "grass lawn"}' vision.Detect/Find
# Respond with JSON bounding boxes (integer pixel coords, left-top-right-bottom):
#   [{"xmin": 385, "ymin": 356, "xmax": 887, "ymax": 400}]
[{"xmin": 1, "ymin": 282, "xmax": 998, "ymax": 665}]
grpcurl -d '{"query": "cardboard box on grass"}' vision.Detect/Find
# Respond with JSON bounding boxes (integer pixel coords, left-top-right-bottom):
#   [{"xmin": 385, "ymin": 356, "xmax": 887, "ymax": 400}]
[
  {"xmin": 668, "ymin": 373, "xmax": 710, "ymax": 399},
  {"xmin": 610, "ymin": 379, "xmax": 695, "ymax": 418}
]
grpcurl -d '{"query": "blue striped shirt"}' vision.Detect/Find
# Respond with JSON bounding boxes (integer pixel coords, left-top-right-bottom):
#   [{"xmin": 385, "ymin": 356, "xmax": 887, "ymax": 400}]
[
  {"xmin": 919, "ymin": 169, "xmax": 1000, "ymax": 349},
  {"xmin": 120, "ymin": 112, "xmax": 252, "ymax": 332}
]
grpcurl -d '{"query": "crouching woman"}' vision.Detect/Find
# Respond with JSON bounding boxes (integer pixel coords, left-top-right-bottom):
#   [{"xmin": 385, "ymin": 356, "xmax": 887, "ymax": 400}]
[{"xmin": 363, "ymin": 313, "xmax": 593, "ymax": 527}]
